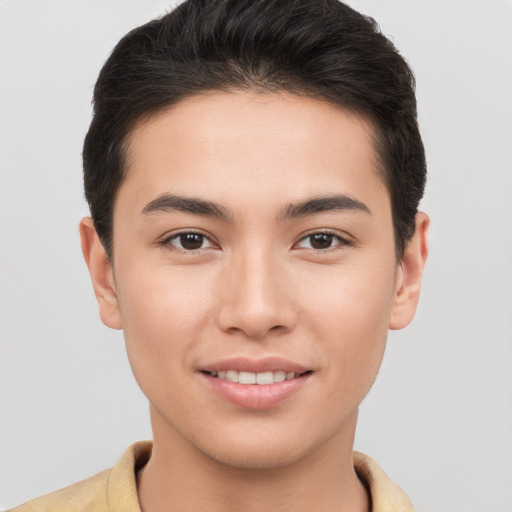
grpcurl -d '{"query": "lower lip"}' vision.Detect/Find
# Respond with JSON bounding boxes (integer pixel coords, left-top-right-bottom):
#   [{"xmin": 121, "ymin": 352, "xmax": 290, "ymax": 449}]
[{"xmin": 201, "ymin": 373, "xmax": 311, "ymax": 410}]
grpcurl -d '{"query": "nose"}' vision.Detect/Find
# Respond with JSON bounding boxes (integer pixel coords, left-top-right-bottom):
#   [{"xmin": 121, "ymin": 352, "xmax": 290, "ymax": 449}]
[{"xmin": 216, "ymin": 250, "xmax": 297, "ymax": 340}]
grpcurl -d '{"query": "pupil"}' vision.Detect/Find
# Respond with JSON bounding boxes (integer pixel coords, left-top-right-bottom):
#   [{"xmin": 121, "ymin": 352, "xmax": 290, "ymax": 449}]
[
  {"xmin": 180, "ymin": 233, "xmax": 203, "ymax": 250},
  {"xmin": 311, "ymin": 233, "xmax": 333, "ymax": 249}
]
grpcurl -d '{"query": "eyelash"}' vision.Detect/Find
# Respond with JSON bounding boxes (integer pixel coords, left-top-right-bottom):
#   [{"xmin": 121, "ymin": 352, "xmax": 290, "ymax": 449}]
[
  {"xmin": 160, "ymin": 231, "xmax": 217, "ymax": 253},
  {"xmin": 159, "ymin": 230, "xmax": 351, "ymax": 253},
  {"xmin": 295, "ymin": 230, "xmax": 352, "ymax": 253}
]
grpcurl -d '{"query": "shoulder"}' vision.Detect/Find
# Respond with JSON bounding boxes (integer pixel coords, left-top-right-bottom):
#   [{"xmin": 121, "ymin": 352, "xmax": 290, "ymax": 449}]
[
  {"xmin": 353, "ymin": 451, "xmax": 415, "ymax": 512},
  {"xmin": 8, "ymin": 441, "xmax": 151, "ymax": 512},
  {"xmin": 8, "ymin": 469, "xmax": 111, "ymax": 512}
]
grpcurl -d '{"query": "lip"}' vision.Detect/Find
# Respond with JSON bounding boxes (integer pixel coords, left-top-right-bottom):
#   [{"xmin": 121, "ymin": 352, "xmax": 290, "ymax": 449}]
[
  {"xmin": 201, "ymin": 356, "xmax": 310, "ymax": 374},
  {"xmin": 199, "ymin": 357, "xmax": 312, "ymax": 410}
]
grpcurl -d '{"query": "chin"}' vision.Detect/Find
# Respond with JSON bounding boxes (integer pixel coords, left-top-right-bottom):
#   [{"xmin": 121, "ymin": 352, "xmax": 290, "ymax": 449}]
[
  {"xmin": 190, "ymin": 418, "xmax": 341, "ymax": 471},
  {"xmin": 200, "ymin": 437, "xmax": 307, "ymax": 470}
]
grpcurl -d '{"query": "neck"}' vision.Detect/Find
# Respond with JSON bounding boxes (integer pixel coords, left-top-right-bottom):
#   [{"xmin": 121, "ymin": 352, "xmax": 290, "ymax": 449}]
[{"xmin": 137, "ymin": 407, "xmax": 369, "ymax": 512}]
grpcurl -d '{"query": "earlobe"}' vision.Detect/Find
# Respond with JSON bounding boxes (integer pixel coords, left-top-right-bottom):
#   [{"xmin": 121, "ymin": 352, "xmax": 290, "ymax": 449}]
[
  {"xmin": 79, "ymin": 217, "xmax": 123, "ymax": 330},
  {"xmin": 389, "ymin": 212, "xmax": 430, "ymax": 330}
]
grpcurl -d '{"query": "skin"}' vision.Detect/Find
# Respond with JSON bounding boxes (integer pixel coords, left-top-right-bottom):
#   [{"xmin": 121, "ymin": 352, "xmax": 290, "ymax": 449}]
[{"xmin": 80, "ymin": 91, "xmax": 429, "ymax": 512}]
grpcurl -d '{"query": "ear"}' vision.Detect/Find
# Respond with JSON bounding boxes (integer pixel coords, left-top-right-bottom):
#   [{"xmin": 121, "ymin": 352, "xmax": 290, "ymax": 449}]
[
  {"xmin": 79, "ymin": 217, "xmax": 123, "ymax": 330},
  {"xmin": 389, "ymin": 212, "xmax": 430, "ymax": 330}
]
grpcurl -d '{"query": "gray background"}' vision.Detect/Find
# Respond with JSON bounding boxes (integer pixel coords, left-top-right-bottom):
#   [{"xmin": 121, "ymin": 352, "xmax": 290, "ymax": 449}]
[{"xmin": 1, "ymin": 1, "xmax": 511, "ymax": 510}]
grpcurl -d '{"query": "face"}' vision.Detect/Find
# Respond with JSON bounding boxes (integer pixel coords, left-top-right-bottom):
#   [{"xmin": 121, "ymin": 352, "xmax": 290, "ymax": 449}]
[{"xmin": 82, "ymin": 91, "xmax": 427, "ymax": 469}]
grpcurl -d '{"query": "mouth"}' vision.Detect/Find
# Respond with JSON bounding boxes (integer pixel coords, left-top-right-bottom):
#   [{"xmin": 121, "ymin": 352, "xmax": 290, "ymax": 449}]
[
  {"xmin": 202, "ymin": 369, "xmax": 312, "ymax": 385},
  {"xmin": 199, "ymin": 358, "xmax": 313, "ymax": 409}
]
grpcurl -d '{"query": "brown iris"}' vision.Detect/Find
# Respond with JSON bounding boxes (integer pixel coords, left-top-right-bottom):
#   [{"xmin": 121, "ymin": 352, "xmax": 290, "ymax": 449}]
[
  {"xmin": 309, "ymin": 233, "xmax": 334, "ymax": 250},
  {"xmin": 179, "ymin": 233, "xmax": 205, "ymax": 250}
]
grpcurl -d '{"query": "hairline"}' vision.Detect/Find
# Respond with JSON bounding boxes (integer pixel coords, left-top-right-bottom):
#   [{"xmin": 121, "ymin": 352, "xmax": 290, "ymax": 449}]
[{"xmin": 103, "ymin": 86, "xmax": 400, "ymax": 262}]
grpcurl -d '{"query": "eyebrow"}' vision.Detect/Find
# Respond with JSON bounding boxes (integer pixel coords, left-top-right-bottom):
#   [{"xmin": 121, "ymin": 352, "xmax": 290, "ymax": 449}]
[
  {"xmin": 280, "ymin": 194, "xmax": 371, "ymax": 220},
  {"xmin": 141, "ymin": 193, "xmax": 232, "ymax": 221},
  {"xmin": 141, "ymin": 193, "xmax": 370, "ymax": 222}
]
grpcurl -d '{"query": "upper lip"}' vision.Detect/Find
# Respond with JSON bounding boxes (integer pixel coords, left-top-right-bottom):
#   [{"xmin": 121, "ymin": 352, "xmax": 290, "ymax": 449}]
[{"xmin": 200, "ymin": 357, "xmax": 310, "ymax": 374}]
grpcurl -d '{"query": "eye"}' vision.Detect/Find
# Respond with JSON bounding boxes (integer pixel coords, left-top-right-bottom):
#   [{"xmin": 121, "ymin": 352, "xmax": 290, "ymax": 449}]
[
  {"xmin": 163, "ymin": 232, "xmax": 215, "ymax": 251},
  {"xmin": 296, "ymin": 232, "xmax": 349, "ymax": 251}
]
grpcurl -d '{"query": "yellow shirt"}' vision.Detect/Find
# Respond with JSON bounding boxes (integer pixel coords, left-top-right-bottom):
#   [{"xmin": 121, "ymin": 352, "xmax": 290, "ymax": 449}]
[{"xmin": 10, "ymin": 442, "xmax": 414, "ymax": 512}]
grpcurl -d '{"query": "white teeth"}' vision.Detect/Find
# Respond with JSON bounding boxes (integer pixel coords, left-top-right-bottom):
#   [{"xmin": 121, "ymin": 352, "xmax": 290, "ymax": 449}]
[
  {"xmin": 239, "ymin": 371, "xmax": 257, "ymax": 384},
  {"xmin": 226, "ymin": 370, "xmax": 239, "ymax": 383},
  {"xmin": 211, "ymin": 370, "xmax": 301, "ymax": 384},
  {"xmin": 273, "ymin": 370, "xmax": 286, "ymax": 383},
  {"xmin": 256, "ymin": 371, "xmax": 274, "ymax": 385}
]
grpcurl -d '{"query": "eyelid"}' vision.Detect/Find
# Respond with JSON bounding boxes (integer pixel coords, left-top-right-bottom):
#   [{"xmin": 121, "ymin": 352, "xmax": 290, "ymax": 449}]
[
  {"xmin": 157, "ymin": 228, "xmax": 352, "ymax": 253},
  {"xmin": 159, "ymin": 229, "xmax": 220, "ymax": 252},
  {"xmin": 294, "ymin": 229, "xmax": 353, "ymax": 251}
]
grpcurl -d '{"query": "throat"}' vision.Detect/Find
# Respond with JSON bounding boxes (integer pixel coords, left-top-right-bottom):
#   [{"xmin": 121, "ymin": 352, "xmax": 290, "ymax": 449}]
[
  {"xmin": 141, "ymin": 402, "xmax": 366, "ymax": 512},
  {"xmin": 137, "ymin": 442, "xmax": 369, "ymax": 512}
]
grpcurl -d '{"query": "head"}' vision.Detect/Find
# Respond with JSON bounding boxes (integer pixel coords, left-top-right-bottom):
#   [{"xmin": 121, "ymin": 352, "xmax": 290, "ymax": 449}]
[
  {"xmin": 83, "ymin": 0, "xmax": 426, "ymax": 261},
  {"xmin": 80, "ymin": 0, "xmax": 429, "ymax": 470}
]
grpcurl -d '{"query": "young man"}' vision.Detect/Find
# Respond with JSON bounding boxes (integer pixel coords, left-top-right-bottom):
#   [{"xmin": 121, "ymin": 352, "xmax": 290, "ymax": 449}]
[{"xmin": 12, "ymin": 1, "xmax": 428, "ymax": 511}]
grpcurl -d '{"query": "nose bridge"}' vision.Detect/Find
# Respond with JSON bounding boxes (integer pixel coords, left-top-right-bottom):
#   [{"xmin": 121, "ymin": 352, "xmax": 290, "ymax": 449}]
[{"xmin": 217, "ymin": 244, "xmax": 295, "ymax": 338}]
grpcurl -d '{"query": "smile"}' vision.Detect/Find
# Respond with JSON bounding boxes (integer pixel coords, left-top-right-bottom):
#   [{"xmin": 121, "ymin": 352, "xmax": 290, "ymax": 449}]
[{"xmin": 206, "ymin": 370, "xmax": 307, "ymax": 385}]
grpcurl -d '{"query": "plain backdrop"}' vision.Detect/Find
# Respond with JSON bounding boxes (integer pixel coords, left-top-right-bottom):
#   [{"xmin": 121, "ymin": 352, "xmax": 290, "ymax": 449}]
[{"xmin": 1, "ymin": 1, "xmax": 511, "ymax": 511}]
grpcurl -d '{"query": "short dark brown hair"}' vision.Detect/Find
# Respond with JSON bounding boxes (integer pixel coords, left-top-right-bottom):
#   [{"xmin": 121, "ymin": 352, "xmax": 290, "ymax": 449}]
[{"xmin": 83, "ymin": 0, "xmax": 426, "ymax": 258}]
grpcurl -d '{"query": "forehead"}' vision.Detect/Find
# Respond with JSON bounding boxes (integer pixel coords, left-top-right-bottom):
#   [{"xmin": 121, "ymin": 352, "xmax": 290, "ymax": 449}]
[{"xmin": 121, "ymin": 91, "xmax": 387, "ymax": 212}]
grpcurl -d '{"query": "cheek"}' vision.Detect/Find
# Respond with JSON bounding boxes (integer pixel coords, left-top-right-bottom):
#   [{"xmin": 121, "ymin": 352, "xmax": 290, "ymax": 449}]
[
  {"xmin": 299, "ymin": 259, "xmax": 396, "ymax": 386},
  {"xmin": 301, "ymin": 255, "xmax": 396, "ymax": 327},
  {"xmin": 114, "ymin": 262, "xmax": 215, "ymax": 384}
]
